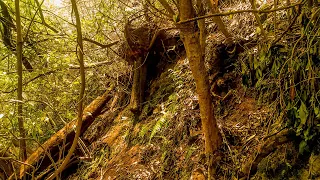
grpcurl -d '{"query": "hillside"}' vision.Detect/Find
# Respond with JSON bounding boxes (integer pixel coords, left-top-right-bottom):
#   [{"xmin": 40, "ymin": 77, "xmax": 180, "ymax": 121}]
[{"xmin": 0, "ymin": 0, "xmax": 320, "ymax": 180}]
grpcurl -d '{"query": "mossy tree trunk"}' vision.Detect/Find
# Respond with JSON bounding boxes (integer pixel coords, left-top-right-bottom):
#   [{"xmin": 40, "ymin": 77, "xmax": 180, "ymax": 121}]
[{"xmin": 179, "ymin": 0, "xmax": 222, "ymax": 154}]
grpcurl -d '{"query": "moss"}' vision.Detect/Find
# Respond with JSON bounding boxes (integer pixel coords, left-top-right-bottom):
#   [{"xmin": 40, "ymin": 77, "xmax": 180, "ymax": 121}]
[
  {"xmin": 140, "ymin": 71, "xmax": 176, "ymax": 120},
  {"xmin": 120, "ymin": 107, "xmax": 135, "ymax": 120}
]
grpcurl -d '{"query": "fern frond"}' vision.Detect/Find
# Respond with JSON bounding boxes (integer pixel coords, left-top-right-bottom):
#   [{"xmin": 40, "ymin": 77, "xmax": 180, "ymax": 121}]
[{"xmin": 149, "ymin": 116, "xmax": 166, "ymax": 142}]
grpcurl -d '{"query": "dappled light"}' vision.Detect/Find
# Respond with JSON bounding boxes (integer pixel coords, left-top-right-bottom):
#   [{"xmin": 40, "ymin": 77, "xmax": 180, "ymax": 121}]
[{"xmin": 0, "ymin": 0, "xmax": 320, "ymax": 179}]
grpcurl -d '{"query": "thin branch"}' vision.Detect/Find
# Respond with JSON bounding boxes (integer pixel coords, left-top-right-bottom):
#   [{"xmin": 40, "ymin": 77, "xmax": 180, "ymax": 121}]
[
  {"xmin": 34, "ymin": 0, "xmax": 59, "ymax": 33},
  {"xmin": 24, "ymin": 0, "xmax": 43, "ymax": 42},
  {"xmin": 272, "ymin": 11, "xmax": 300, "ymax": 45},
  {"xmin": 157, "ymin": 0, "xmax": 175, "ymax": 16},
  {"xmin": 69, "ymin": 60, "xmax": 113, "ymax": 69},
  {"xmin": 46, "ymin": 0, "xmax": 85, "ymax": 178},
  {"xmin": 177, "ymin": 2, "xmax": 303, "ymax": 24},
  {"xmin": 249, "ymin": 0, "xmax": 267, "ymax": 39},
  {"xmin": 2, "ymin": 70, "xmax": 56, "ymax": 93},
  {"xmin": 146, "ymin": 0, "xmax": 172, "ymax": 19},
  {"xmin": 83, "ymin": 37, "xmax": 119, "ymax": 49}
]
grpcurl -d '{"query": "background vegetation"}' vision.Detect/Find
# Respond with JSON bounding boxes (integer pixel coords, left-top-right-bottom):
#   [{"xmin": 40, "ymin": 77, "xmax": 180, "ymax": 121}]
[{"xmin": 0, "ymin": 0, "xmax": 319, "ymax": 179}]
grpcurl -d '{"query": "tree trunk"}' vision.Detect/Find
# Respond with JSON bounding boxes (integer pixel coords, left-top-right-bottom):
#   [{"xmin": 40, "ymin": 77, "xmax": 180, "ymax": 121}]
[
  {"xmin": 1, "ymin": 0, "xmax": 34, "ymax": 72},
  {"xmin": 130, "ymin": 57, "xmax": 142, "ymax": 112},
  {"xmin": 15, "ymin": 0, "xmax": 27, "ymax": 163},
  {"xmin": 19, "ymin": 91, "xmax": 112, "ymax": 179},
  {"xmin": 46, "ymin": 0, "xmax": 86, "ymax": 179},
  {"xmin": 179, "ymin": 0, "xmax": 222, "ymax": 154},
  {"xmin": 196, "ymin": 0, "xmax": 206, "ymax": 55},
  {"xmin": 206, "ymin": 0, "xmax": 233, "ymax": 43}
]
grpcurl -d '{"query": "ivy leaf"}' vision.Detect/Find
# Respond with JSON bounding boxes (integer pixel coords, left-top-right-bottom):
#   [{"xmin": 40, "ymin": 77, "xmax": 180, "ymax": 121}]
[{"xmin": 298, "ymin": 102, "xmax": 308, "ymax": 125}]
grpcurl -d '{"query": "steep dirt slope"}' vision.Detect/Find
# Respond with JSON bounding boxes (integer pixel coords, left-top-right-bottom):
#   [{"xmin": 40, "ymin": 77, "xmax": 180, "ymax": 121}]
[
  {"xmin": 69, "ymin": 46, "xmax": 320, "ymax": 179},
  {"xmin": 65, "ymin": 51, "xmax": 283, "ymax": 179}
]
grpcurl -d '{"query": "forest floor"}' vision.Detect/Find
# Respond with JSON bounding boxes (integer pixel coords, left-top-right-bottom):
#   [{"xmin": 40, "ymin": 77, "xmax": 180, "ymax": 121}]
[
  {"xmin": 68, "ymin": 52, "xmax": 317, "ymax": 180},
  {"xmin": 66, "ymin": 1, "xmax": 320, "ymax": 179}
]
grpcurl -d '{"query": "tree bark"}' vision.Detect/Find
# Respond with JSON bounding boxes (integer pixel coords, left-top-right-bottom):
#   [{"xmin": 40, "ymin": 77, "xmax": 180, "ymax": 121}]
[
  {"xmin": 15, "ymin": 0, "xmax": 27, "ymax": 163},
  {"xmin": 158, "ymin": 0, "xmax": 175, "ymax": 17},
  {"xmin": 19, "ymin": 91, "xmax": 112, "ymax": 179},
  {"xmin": 179, "ymin": 0, "xmax": 222, "ymax": 154},
  {"xmin": 130, "ymin": 57, "xmax": 142, "ymax": 113},
  {"xmin": 0, "ymin": 0, "xmax": 34, "ymax": 72},
  {"xmin": 196, "ymin": 0, "xmax": 206, "ymax": 55},
  {"xmin": 249, "ymin": 0, "xmax": 267, "ymax": 39},
  {"xmin": 206, "ymin": 0, "xmax": 233, "ymax": 43}
]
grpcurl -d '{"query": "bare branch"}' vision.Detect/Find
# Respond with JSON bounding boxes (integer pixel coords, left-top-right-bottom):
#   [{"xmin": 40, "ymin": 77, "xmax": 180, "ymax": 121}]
[
  {"xmin": 177, "ymin": 2, "xmax": 303, "ymax": 24},
  {"xmin": 83, "ymin": 37, "xmax": 119, "ymax": 49}
]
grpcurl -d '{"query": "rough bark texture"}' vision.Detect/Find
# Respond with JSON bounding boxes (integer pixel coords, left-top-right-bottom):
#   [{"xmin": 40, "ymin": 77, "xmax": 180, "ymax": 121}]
[
  {"xmin": 124, "ymin": 22, "xmax": 156, "ymax": 114},
  {"xmin": 158, "ymin": 0, "xmax": 175, "ymax": 16},
  {"xmin": 179, "ymin": 0, "xmax": 222, "ymax": 154},
  {"xmin": 129, "ymin": 56, "xmax": 148, "ymax": 113},
  {"xmin": 139, "ymin": 61, "xmax": 147, "ymax": 109},
  {"xmin": 19, "ymin": 91, "xmax": 112, "ymax": 179}
]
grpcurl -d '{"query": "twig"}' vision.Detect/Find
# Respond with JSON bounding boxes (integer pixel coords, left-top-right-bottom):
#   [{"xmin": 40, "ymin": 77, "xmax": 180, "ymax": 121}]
[
  {"xmin": 177, "ymin": 2, "xmax": 303, "ymax": 24},
  {"xmin": 83, "ymin": 38, "xmax": 119, "ymax": 49},
  {"xmin": 272, "ymin": 8, "xmax": 300, "ymax": 44},
  {"xmin": 69, "ymin": 60, "xmax": 113, "ymax": 69},
  {"xmin": 2, "ymin": 70, "xmax": 56, "ymax": 93}
]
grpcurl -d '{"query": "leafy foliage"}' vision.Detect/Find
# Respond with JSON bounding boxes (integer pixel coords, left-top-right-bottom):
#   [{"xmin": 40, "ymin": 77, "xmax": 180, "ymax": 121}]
[{"xmin": 242, "ymin": 4, "xmax": 320, "ymax": 154}]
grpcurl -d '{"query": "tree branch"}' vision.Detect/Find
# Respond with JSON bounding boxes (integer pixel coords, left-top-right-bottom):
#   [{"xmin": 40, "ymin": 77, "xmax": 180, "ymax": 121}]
[
  {"xmin": 69, "ymin": 60, "xmax": 113, "ymax": 69},
  {"xmin": 34, "ymin": 0, "xmax": 59, "ymax": 33},
  {"xmin": 83, "ymin": 37, "xmax": 119, "ymax": 49},
  {"xmin": 2, "ymin": 70, "xmax": 56, "ymax": 93},
  {"xmin": 157, "ymin": 0, "xmax": 175, "ymax": 16},
  {"xmin": 177, "ymin": 2, "xmax": 303, "ymax": 24}
]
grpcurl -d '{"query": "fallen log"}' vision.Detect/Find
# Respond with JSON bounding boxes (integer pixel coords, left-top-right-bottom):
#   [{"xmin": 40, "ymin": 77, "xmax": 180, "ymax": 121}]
[
  {"xmin": 19, "ymin": 90, "xmax": 113, "ymax": 179},
  {"xmin": 0, "ymin": 151, "xmax": 15, "ymax": 180}
]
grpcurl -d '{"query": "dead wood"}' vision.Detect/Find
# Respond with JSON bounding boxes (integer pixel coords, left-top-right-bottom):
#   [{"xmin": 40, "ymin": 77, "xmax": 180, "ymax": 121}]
[
  {"xmin": 0, "ymin": 151, "xmax": 15, "ymax": 180},
  {"xmin": 19, "ymin": 90, "xmax": 113, "ymax": 179}
]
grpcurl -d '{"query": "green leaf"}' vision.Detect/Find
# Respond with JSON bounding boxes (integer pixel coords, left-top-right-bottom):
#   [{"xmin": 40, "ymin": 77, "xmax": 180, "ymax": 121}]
[
  {"xmin": 256, "ymin": 68, "xmax": 262, "ymax": 79},
  {"xmin": 314, "ymin": 107, "xmax": 319, "ymax": 115},
  {"xmin": 253, "ymin": 56, "xmax": 259, "ymax": 69},
  {"xmin": 299, "ymin": 140, "xmax": 308, "ymax": 154},
  {"xmin": 298, "ymin": 102, "xmax": 308, "ymax": 125},
  {"xmin": 256, "ymin": 27, "xmax": 261, "ymax": 34},
  {"xmin": 149, "ymin": 116, "xmax": 166, "ymax": 142},
  {"xmin": 314, "ymin": 107, "xmax": 320, "ymax": 119}
]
